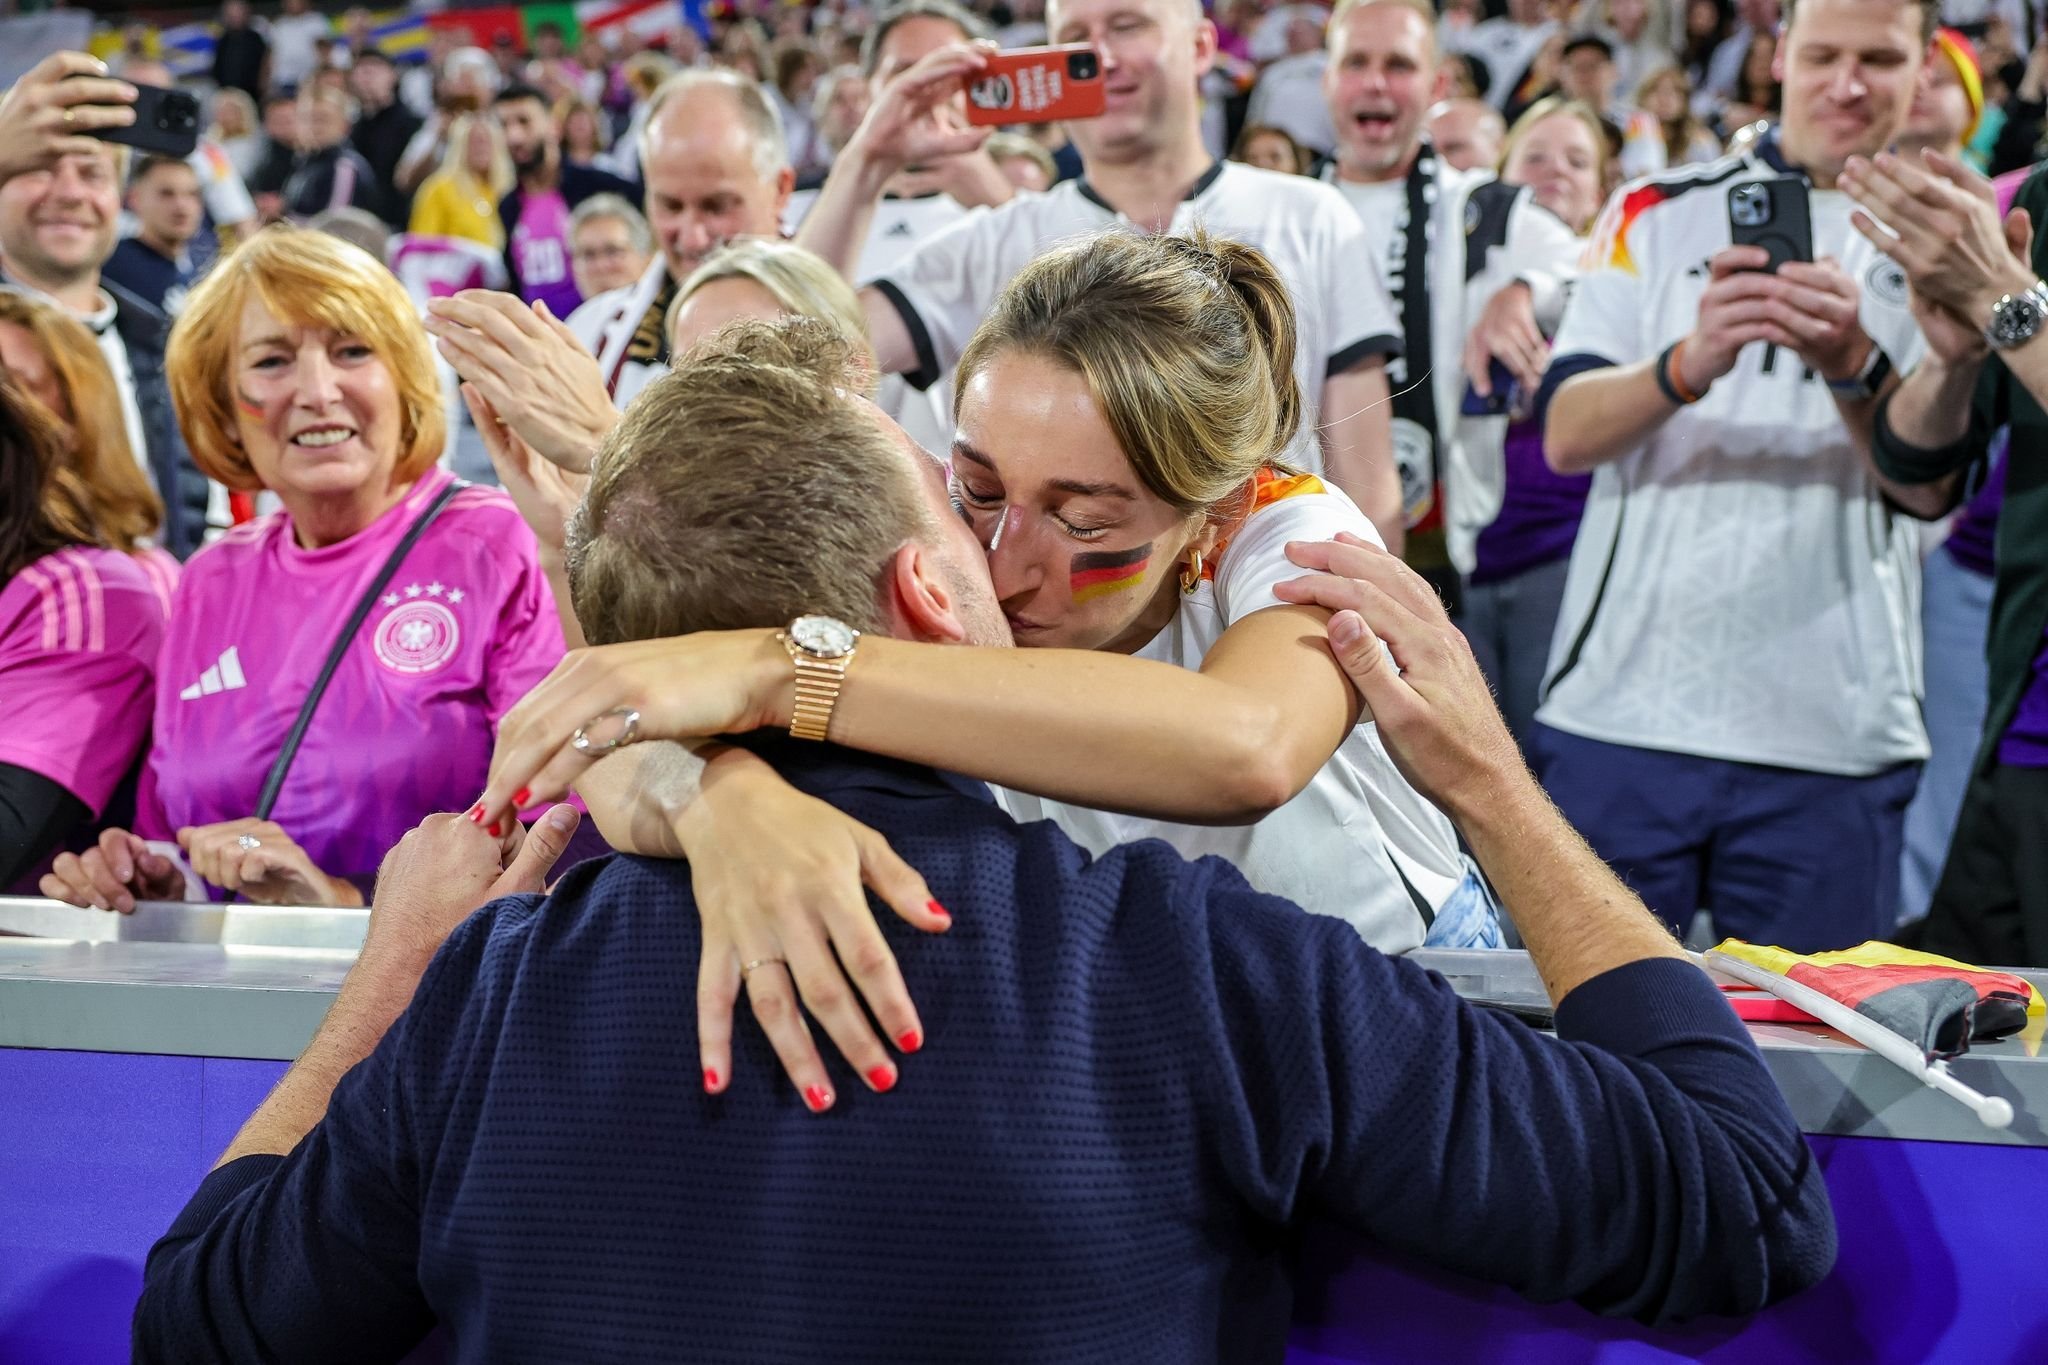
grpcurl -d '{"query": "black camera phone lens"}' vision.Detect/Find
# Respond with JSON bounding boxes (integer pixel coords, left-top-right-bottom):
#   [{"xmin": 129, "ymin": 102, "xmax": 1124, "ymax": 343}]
[{"xmin": 1068, "ymin": 51, "xmax": 1098, "ymax": 81}]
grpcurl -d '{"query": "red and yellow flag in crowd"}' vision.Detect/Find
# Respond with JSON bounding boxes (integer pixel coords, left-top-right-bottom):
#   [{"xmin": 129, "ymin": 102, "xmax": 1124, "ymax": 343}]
[{"xmin": 1715, "ymin": 939, "xmax": 2043, "ymax": 1061}]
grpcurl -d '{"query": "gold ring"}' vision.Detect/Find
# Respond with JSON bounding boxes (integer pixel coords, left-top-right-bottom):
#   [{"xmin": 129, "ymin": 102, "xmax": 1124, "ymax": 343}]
[
  {"xmin": 740, "ymin": 957, "xmax": 785, "ymax": 977},
  {"xmin": 62, "ymin": 107, "xmax": 76, "ymax": 127}
]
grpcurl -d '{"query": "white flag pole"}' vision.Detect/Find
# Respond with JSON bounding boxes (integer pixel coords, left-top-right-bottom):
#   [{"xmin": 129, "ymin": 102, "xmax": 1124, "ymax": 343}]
[{"xmin": 1703, "ymin": 950, "xmax": 2016, "ymax": 1130}]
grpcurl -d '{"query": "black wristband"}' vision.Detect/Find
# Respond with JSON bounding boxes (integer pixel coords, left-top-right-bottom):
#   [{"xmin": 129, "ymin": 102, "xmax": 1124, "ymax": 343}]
[{"xmin": 1653, "ymin": 342, "xmax": 1687, "ymax": 406}]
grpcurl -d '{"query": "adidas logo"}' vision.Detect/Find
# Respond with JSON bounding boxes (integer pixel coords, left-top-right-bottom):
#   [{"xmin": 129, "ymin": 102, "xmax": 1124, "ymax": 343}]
[
  {"xmin": 885, "ymin": 221, "xmax": 915, "ymax": 237},
  {"xmin": 179, "ymin": 646, "xmax": 247, "ymax": 700}
]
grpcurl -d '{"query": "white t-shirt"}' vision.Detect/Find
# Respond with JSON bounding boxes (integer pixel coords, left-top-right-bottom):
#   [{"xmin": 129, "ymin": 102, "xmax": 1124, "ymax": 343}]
[
  {"xmin": 1245, "ymin": 50, "xmax": 1337, "ymax": 157},
  {"xmin": 266, "ymin": 12, "xmax": 333, "ymax": 88},
  {"xmin": 1540, "ymin": 140, "xmax": 1930, "ymax": 775},
  {"xmin": 1330, "ymin": 177, "xmax": 1404, "ymax": 269},
  {"xmin": 1450, "ymin": 17, "xmax": 1558, "ymax": 110},
  {"xmin": 998, "ymin": 475, "xmax": 1464, "ymax": 953},
  {"xmin": 785, "ymin": 187, "xmax": 975, "ymax": 450},
  {"xmin": 873, "ymin": 161, "xmax": 1402, "ymax": 480}
]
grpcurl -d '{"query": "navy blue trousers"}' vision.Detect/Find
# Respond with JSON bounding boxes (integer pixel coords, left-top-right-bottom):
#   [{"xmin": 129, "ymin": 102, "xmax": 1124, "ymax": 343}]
[{"xmin": 1530, "ymin": 724, "xmax": 1920, "ymax": 952}]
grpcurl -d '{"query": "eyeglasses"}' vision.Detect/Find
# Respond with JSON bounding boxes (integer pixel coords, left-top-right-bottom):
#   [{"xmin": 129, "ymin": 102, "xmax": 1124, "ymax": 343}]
[{"xmin": 572, "ymin": 244, "xmax": 635, "ymax": 263}]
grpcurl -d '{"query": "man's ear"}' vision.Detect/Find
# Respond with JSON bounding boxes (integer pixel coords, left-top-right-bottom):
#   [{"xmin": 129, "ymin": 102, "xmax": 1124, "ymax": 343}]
[
  {"xmin": 1193, "ymin": 17, "xmax": 1221, "ymax": 80},
  {"xmin": 886, "ymin": 541, "xmax": 969, "ymax": 644}
]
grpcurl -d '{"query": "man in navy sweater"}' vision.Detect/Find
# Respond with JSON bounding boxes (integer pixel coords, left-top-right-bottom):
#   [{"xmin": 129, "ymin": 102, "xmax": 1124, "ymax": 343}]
[{"xmin": 133, "ymin": 322, "xmax": 1835, "ymax": 1361}]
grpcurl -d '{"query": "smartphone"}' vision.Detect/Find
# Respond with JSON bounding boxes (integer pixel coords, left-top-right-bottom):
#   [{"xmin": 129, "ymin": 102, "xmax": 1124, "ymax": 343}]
[
  {"xmin": 1726, "ymin": 175, "xmax": 1813, "ymax": 273},
  {"xmin": 88, "ymin": 82, "xmax": 202, "ymax": 159},
  {"xmin": 965, "ymin": 45, "xmax": 1106, "ymax": 126}
]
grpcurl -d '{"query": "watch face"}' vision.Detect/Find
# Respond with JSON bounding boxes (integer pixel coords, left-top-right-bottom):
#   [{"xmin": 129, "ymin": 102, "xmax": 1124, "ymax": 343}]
[
  {"xmin": 1994, "ymin": 293, "xmax": 2045, "ymax": 348},
  {"xmin": 789, "ymin": 614, "xmax": 858, "ymax": 658}
]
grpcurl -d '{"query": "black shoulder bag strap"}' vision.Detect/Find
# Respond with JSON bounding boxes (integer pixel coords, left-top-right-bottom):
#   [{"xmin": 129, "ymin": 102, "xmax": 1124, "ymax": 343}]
[{"xmin": 251, "ymin": 479, "xmax": 465, "ymax": 820}]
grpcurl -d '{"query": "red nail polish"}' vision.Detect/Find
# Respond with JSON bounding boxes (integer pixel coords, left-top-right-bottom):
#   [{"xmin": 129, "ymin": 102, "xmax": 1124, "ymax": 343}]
[
  {"xmin": 512, "ymin": 787, "xmax": 531, "ymax": 806},
  {"xmin": 466, "ymin": 803, "xmax": 486, "ymax": 824},
  {"xmin": 926, "ymin": 899, "xmax": 951, "ymax": 924},
  {"xmin": 866, "ymin": 1065, "xmax": 897, "ymax": 1092},
  {"xmin": 703, "ymin": 1067, "xmax": 720, "ymax": 1092},
  {"xmin": 487, "ymin": 821, "xmax": 502, "ymax": 838},
  {"xmin": 896, "ymin": 1029, "xmax": 922, "ymax": 1053},
  {"xmin": 803, "ymin": 1085, "xmax": 832, "ymax": 1112}
]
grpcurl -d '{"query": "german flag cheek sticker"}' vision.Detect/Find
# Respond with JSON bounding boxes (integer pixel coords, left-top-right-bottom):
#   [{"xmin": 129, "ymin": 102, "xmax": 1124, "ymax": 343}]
[{"xmin": 1069, "ymin": 543, "xmax": 1152, "ymax": 603}]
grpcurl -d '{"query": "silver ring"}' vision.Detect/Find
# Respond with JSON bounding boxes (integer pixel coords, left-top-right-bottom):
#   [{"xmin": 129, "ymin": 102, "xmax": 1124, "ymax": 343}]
[
  {"xmin": 236, "ymin": 834, "xmax": 262, "ymax": 850},
  {"xmin": 571, "ymin": 705, "xmax": 641, "ymax": 754},
  {"xmin": 740, "ymin": 957, "xmax": 785, "ymax": 977}
]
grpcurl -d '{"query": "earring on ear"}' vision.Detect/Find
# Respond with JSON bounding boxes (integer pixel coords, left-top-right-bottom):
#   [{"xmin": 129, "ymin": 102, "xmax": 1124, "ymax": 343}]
[{"xmin": 1180, "ymin": 548, "xmax": 1205, "ymax": 594}]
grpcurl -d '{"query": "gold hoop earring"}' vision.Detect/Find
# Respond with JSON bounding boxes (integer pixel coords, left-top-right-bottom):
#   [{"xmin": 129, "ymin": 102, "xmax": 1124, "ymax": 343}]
[{"xmin": 1180, "ymin": 548, "xmax": 1204, "ymax": 595}]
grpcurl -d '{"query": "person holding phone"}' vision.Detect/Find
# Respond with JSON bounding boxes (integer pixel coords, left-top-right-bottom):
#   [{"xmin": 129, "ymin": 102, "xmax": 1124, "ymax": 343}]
[
  {"xmin": 794, "ymin": 0, "xmax": 1410, "ymax": 552},
  {"xmin": 1532, "ymin": 0, "xmax": 1953, "ymax": 953},
  {"xmin": 0, "ymin": 53, "xmax": 214, "ymax": 559}
]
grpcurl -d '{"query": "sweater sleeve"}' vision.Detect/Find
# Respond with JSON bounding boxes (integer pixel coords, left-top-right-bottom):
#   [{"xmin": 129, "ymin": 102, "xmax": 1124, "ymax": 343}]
[
  {"xmin": 128, "ymin": 907, "xmax": 516, "ymax": 1363},
  {"xmin": 1181, "ymin": 856, "xmax": 1835, "ymax": 1325}
]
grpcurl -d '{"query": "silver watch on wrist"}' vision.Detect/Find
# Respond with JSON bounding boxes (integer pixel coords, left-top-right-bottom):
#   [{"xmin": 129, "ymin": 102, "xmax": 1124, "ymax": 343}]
[{"xmin": 1985, "ymin": 280, "xmax": 2048, "ymax": 351}]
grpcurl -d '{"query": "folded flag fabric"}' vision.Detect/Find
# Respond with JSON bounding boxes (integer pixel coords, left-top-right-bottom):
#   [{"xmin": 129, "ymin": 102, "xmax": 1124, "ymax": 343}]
[{"xmin": 1715, "ymin": 939, "xmax": 2040, "ymax": 1062}]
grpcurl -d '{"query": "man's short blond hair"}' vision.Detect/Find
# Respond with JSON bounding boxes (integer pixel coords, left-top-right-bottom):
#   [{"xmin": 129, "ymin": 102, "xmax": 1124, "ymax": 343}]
[
  {"xmin": 167, "ymin": 227, "xmax": 446, "ymax": 492},
  {"xmin": 568, "ymin": 319, "xmax": 921, "ymax": 645},
  {"xmin": 1328, "ymin": 0, "xmax": 1439, "ymax": 56}
]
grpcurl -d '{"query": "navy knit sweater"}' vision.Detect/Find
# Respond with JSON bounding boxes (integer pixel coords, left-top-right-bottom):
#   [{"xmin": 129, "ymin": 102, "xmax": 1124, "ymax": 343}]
[{"xmin": 133, "ymin": 742, "xmax": 1834, "ymax": 1363}]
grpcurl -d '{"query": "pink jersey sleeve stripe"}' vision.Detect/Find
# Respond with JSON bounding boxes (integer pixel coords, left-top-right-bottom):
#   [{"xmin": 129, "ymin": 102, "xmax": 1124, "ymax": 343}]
[
  {"xmin": 15, "ymin": 562, "xmax": 61, "ymax": 651},
  {"xmin": 15, "ymin": 552, "xmax": 114, "ymax": 654},
  {"xmin": 59, "ymin": 549, "xmax": 108, "ymax": 653},
  {"xmin": 137, "ymin": 549, "xmax": 180, "ymax": 618}
]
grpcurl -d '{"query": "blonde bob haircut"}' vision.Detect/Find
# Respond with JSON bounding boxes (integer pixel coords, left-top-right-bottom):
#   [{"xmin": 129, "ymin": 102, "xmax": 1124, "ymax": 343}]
[
  {"xmin": 955, "ymin": 229, "xmax": 1302, "ymax": 518},
  {"xmin": 168, "ymin": 227, "xmax": 446, "ymax": 492},
  {"xmin": 666, "ymin": 238, "xmax": 876, "ymax": 385}
]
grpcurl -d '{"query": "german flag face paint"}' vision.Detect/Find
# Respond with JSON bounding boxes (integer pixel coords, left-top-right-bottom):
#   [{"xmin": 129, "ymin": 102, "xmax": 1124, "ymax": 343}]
[
  {"xmin": 1069, "ymin": 542, "xmax": 1152, "ymax": 603},
  {"xmin": 233, "ymin": 390, "xmax": 265, "ymax": 422}
]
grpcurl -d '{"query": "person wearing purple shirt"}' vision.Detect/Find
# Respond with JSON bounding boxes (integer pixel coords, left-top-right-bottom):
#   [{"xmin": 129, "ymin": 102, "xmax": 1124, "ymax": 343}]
[
  {"xmin": 493, "ymin": 84, "xmax": 638, "ymax": 319},
  {"xmin": 41, "ymin": 228, "xmax": 565, "ymax": 912}
]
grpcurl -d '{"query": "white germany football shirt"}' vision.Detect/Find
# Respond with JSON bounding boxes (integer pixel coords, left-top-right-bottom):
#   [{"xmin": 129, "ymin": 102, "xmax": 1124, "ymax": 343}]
[
  {"xmin": 871, "ymin": 160, "xmax": 1403, "ymax": 477},
  {"xmin": 1539, "ymin": 136, "xmax": 1930, "ymax": 776},
  {"xmin": 785, "ymin": 187, "xmax": 973, "ymax": 452},
  {"xmin": 997, "ymin": 472, "xmax": 1466, "ymax": 955}
]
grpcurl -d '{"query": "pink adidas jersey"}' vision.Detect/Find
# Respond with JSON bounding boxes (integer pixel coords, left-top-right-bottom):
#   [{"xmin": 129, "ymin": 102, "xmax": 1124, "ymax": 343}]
[
  {"xmin": 139, "ymin": 469, "xmax": 567, "ymax": 893},
  {"xmin": 0, "ymin": 546, "xmax": 171, "ymax": 816}
]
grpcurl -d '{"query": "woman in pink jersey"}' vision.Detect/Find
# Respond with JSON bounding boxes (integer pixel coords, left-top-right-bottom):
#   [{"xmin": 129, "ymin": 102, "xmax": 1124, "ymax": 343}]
[
  {"xmin": 0, "ymin": 292, "xmax": 175, "ymax": 889},
  {"xmin": 42, "ymin": 228, "xmax": 566, "ymax": 910}
]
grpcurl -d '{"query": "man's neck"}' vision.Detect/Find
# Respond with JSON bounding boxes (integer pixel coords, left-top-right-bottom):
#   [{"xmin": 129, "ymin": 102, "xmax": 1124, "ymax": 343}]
[
  {"xmin": 521, "ymin": 154, "xmax": 561, "ymax": 195},
  {"xmin": 137, "ymin": 229, "xmax": 188, "ymax": 262},
  {"xmin": 1773, "ymin": 131, "xmax": 1853, "ymax": 190},
  {"xmin": 1079, "ymin": 132, "xmax": 1215, "ymax": 233},
  {"xmin": 1335, "ymin": 140, "xmax": 1422, "ymax": 186},
  {"xmin": 0, "ymin": 251, "xmax": 104, "ymax": 315}
]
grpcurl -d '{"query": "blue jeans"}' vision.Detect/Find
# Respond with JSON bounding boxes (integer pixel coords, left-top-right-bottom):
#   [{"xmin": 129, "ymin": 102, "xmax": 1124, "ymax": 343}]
[
  {"xmin": 1899, "ymin": 547, "xmax": 1994, "ymax": 924},
  {"xmin": 1423, "ymin": 864, "xmax": 1506, "ymax": 949}
]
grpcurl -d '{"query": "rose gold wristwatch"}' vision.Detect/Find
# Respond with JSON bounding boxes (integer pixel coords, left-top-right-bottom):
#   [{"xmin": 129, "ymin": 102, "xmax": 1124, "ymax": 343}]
[{"xmin": 778, "ymin": 615, "xmax": 860, "ymax": 741}]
